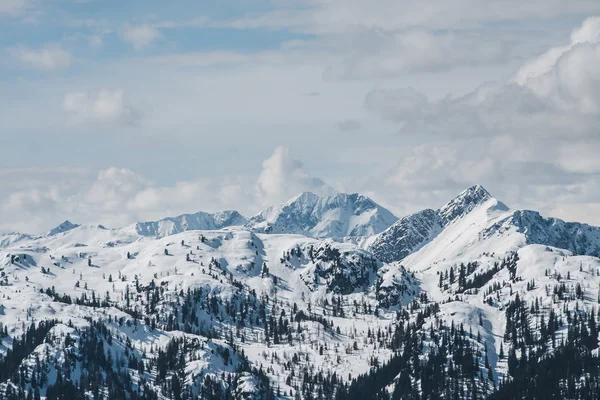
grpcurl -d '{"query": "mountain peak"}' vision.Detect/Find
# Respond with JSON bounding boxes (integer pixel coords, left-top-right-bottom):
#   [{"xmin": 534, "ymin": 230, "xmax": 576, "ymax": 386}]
[
  {"xmin": 460, "ymin": 184, "xmax": 491, "ymax": 199},
  {"xmin": 289, "ymin": 191, "xmax": 320, "ymax": 204},
  {"xmin": 439, "ymin": 185, "xmax": 493, "ymax": 224},
  {"xmin": 247, "ymin": 191, "xmax": 398, "ymax": 237},
  {"xmin": 48, "ymin": 220, "xmax": 80, "ymax": 236}
]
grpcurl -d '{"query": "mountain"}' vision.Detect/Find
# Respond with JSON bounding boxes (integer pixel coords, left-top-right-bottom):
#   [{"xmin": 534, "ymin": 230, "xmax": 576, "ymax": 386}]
[
  {"xmin": 47, "ymin": 220, "xmax": 80, "ymax": 236},
  {"xmin": 370, "ymin": 185, "xmax": 498, "ymax": 263},
  {"xmin": 369, "ymin": 208, "xmax": 443, "ymax": 263},
  {"xmin": 484, "ymin": 209, "xmax": 600, "ymax": 256},
  {"xmin": 438, "ymin": 184, "xmax": 495, "ymax": 224},
  {"xmin": 1, "ymin": 185, "xmax": 600, "ymax": 399},
  {"xmin": 247, "ymin": 192, "xmax": 398, "ymax": 237},
  {"xmin": 127, "ymin": 210, "xmax": 247, "ymax": 237},
  {"xmin": 0, "ymin": 232, "xmax": 33, "ymax": 249},
  {"xmin": 370, "ymin": 184, "xmax": 600, "ymax": 264}
]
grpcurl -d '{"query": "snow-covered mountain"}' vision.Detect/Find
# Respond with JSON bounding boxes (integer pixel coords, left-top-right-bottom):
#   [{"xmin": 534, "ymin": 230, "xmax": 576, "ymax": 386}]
[
  {"xmin": 369, "ymin": 208, "xmax": 443, "ymax": 264},
  {"xmin": 370, "ymin": 185, "xmax": 494, "ymax": 263},
  {"xmin": 126, "ymin": 210, "xmax": 247, "ymax": 237},
  {"xmin": 484, "ymin": 209, "xmax": 600, "ymax": 256},
  {"xmin": 247, "ymin": 191, "xmax": 398, "ymax": 237},
  {"xmin": 1, "ymin": 185, "xmax": 600, "ymax": 399},
  {"xmin": 370, "ymin": 184, "xmax": 600, "ymax": 263},
  {"xmin": 47, "ymin": 220, "xmax": 80, "ymax": 236}
]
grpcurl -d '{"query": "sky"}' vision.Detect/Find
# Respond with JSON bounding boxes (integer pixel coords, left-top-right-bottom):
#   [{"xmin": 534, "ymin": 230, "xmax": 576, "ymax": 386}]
[{"xmin": 2, "ymin": 0, "xmax": 600, "ymax": 233}]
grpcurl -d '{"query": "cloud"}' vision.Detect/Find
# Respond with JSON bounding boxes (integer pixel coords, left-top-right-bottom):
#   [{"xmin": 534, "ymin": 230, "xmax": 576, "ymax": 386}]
[
  {"xmin": 121, "ymin": 24, "xmax": 161, "ymax": 50},
  {"xmin": 2, "ymin": 189, "xmax": 62, "ymax": 233},
  {"xmin": 63, "ymin": 89, "xmax": 141, "ymax": 127},
  {"xmin": 11, "ymin": 43, "xmax": 71, "ymax": 70},
  {"xmin": 5, "ymin": 12, "xmax": 600, "ymax": 232},
  {"xmin": 365, "ymin": 18, "xmax": 600, "ymax": 139},
  {"xmin": 514, "ymin": 17, "xmax": 600, "ymax": 86},
  {"xmin": 256, "ymin": 146, "xmax": 336, "ymax": 206},
  {"xmin": 0, "ymin": 147, "xmax": 338, "ymax": 233},
  {"xmin": 365, "ymin": 87, "xmax": 431, "ymax": 124},
  {"xmin": 84, "ymin": 167, "xmax": 151, "ymax": 209},
  {"xmin": 506, "ymin": 17, "xmax": 600, "ymax": 116},
  {"xmin": 351, "ymin": 17, "xmax": 600, "ymax": 224},
  {"xmin": 324, "ymin": 28, "xmax": 509, "ymax": 79},
  {"xmin": 225, "ymin": 1, "xmax": 600, "ymax": 33}
]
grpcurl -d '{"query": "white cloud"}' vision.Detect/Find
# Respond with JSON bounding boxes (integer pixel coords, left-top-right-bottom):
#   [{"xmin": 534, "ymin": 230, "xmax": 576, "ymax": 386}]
[
  {"xmin": 85, "ymin": 167, "xmax": 151, "ymax": 209},
  {"xmin": 512, "ymin": 17, "xmax": 600, "ymax": 114},
  {"xmin": 351, "ymin": 17, "xmax": 600, "ymax": 223},
  {"xmin": 63, "ymin": 89, "xmax": 141, "ymax": 127},
  {"xmin": 121, "ymin": 24, "xmax": 161, "ymax": 50},
  {"xmin": 514, "ymin": 17, "xmax": 600, "ymax": 85},
  {"xmin": 0, "ymin": 147, "xmax": 337, "ymax": 233},
  {"xmin": 5, "ymin": 11, "xmax": 600, "ymax": 232},
  {"xmin": 11, "ymin": 43, "xmax": 71, "ymax": 70},
  {"xmin": 256, "ymin": 146, "xmax": 336, "ymax": 206},
  {"xmin": 364, "ymin": 17, "xmax": 600, "ymax": 139}
]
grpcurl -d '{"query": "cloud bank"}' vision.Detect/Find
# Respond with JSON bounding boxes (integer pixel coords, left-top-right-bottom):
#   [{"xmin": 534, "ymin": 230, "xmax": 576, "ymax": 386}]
[{"xmin": 0, "ymin": 147, "xmax": 337, "ymax": 233}]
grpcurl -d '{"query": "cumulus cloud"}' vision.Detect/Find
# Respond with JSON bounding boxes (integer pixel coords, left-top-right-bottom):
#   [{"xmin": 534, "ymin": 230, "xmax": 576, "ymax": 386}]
[
  {"xmin": 11, "ymin": 43, "xmax": 71, "ymax": 70},
  {"xmin": 121, "ymin": 24, "xmax": 161, "ymax": 50},
  {"xmin": 354, "ymin": 17, "xmax": 600, "ymax": 223},
  {"xmin": 0, "ymin": 167, "xmax": 242, "ymax": 233},
  {"xmin": 365, "ymin": 17, "xmax": 600, "ymax": 139},
  {"xmin": 509, "ymin": 17, "xmax": 600, "ymax": 115},
  {"xmin": 6, "ymin": 15, "xmax": 600, "ymax": 231},
  {"xmin": 4, "ymin": 188, "xmax": 61, "ymax": 216},
  {"xmin": 514, "ymin": 17, "xmax": 600, "ymax": 85},
  {"xmin": 63, "ymin": 89, "xmax": 141, "ymax": 127},
  {"xmin": 256, "ymin": 146, "xmax": 336, "ymax": 206},
  {"xmin": 1, "ymin": 189, "xmax": 62, "ymax": 233},
  {"xmin": 84, "ymin": 168, "xmax": 151, "ymax": 210}
]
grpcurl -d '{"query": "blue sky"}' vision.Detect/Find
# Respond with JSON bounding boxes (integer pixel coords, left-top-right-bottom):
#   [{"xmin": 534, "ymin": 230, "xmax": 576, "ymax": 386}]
[{"xmin": 2, "ymin": 0, "xmax": 600, "ymax": 233}]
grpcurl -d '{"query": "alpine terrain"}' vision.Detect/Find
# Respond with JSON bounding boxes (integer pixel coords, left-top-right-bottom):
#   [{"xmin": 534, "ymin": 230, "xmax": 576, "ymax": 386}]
[{"xmin": 1, "ymin": 186, "xmax": 600, "ymax": 399}]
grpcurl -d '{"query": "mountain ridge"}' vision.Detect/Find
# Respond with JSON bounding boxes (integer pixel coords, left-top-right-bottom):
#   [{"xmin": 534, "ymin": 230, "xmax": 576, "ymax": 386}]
[
  {"xmin": 246, "ymin": 191, "xmax": 398, "ymax": 237},
  {"xmin": 370, "ymin": 184, "xmax": 600, "ymax": 263},
  {"xmin": 127, "ymin": 209, "xmax": 248, "ymax": 238},
  {"xmin": 1, "ymin": 184, "xmax": 600, "ymax": 398}
]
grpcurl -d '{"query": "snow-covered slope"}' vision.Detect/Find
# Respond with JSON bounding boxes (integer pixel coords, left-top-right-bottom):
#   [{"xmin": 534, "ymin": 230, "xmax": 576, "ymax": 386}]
[
  {"xmin": 1, "ymin": 185, "xmax": 600, "ymax": 399},
  {"xmin": 370, "ymin": 209, "xmax": 443, "ymax": 263},
  {"xmin": 47, "ymin": 220, "xmax": 80, "ymax": 236},
  {"xmin": 369, "ymin": 185, "xmax": 496, "ymax": 263},
  {"xmin": 126, "ymin": 210, "xmax": 247, "ymax": 237},
  {"xmin": 438, "ymin": 184, "xmax": 495, "ymax": 224},
  {"xmin": 0, "ymin": 221, "xmax": 417, "ymax": 399},
  {"xmin": 485, "ymin": 209, "xmax": 600, "ymax": 256},
  {"xmin": 370, "ymin": 184, "xmax": 600, "ymax": 263},
  {"xmin": 0, "ymin": 232, "xmax": 33, "ymax": 248},
  {"xmin": 247, "ymin": 192, "xmax": 398, "ymax": 238}
]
